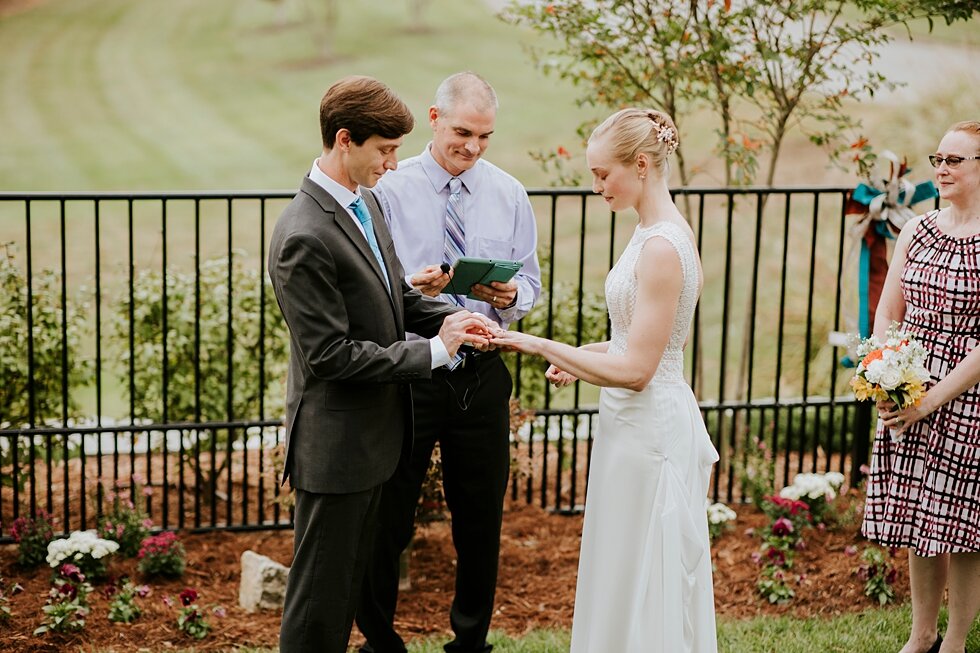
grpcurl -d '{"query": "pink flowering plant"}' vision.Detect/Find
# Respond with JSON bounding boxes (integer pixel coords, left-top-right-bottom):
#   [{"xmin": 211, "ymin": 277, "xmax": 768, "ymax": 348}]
[
  {"xmin": 138, "ymin": 531, "xmax": 186, "ymax": 578},
  {"xmin": 105, "ymin": 578, "xmax": 150, "ymax": 624},
  {"xmin": 756, "ymin": 565, "xmax": 798, "ymax": 604},
  {"xmin": 166, "ymin": 587, "xmax": 225, "ymax": 640},
  {"xmin": 752, "ymin": 494, "xmax": 815, "ymax": 604},
  {"xmin": 10, "ymin": 510, "xmax": 55, "ymax": 568},
  {"xmin": 856, "ymin": 546, "xmax": 898, "ymax": 605},
  {"xmin": 33, "ymin": 563, "xmax": 92, "ymax": 636},
  {"xmin": 97, "ymin": 475, "xmax": 153, "ymax": 558},
  {"xmin": 760, "ymin": 495, "xmax": 812, "ymax": 548}
]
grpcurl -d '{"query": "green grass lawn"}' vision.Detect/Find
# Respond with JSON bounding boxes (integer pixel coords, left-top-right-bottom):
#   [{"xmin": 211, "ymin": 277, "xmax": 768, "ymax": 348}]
[
  {"xmin": 0, "ymin": 0, "xmax": 597, "ymax": 192},
  {"xmin": 1, "ymin": 0, "xmax": 977, "ymax": 193},
  {"xmin": 84, "ymin": 603, "xmax": 980, "ymax": 652}
]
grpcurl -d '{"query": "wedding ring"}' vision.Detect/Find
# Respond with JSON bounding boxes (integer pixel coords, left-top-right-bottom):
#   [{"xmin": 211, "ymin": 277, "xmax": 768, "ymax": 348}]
[{"xmin": 492, "ymin": 295, "xmax": 497, "ymax": 303}]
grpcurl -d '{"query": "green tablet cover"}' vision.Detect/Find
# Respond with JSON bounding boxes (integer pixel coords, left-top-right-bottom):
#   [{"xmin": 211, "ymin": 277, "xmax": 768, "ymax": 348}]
[{"xmin": 442, "ymin": 256, "xmax": 523, "ymax": 300}]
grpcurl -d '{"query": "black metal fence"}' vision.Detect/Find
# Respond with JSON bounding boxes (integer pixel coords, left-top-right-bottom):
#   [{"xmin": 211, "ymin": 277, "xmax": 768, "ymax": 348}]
[{"xmin": 0, "ymin": 186, "xmax": 899, "ymax": 540}]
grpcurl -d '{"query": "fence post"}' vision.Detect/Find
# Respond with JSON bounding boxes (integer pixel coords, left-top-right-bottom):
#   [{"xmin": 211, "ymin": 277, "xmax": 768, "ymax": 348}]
[{"xmin": 850, "ymin": 402, "xmax": 873, "ymax": 487}]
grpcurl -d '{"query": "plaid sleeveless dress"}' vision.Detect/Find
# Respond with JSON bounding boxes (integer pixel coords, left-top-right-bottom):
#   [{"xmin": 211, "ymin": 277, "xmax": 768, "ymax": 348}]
[{"xmin": 862, "ymin": 210, "xmax": 980, "ymax": 556}]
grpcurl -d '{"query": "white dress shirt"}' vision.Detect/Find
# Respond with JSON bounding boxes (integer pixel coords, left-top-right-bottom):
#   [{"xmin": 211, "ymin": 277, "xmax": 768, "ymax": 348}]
[
  {"xmin": 373, "ymin": 145, "xmax": 541, "ymax": 336},
  {"xmin": 308, "ymin": 159, "xmax": 450, "ymax": 368}
]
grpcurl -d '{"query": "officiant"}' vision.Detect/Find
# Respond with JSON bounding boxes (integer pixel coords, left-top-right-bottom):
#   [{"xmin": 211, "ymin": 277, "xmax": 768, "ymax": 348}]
[{"xmin": 356, "ymin": 71, "xmax": 541, "ymax": 653}]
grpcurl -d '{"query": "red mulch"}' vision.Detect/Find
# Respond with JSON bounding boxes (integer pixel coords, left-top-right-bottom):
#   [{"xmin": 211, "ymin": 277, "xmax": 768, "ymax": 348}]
[{"xmin": 0, "ymin": 492, "xmax": 905, "ymax": 652}]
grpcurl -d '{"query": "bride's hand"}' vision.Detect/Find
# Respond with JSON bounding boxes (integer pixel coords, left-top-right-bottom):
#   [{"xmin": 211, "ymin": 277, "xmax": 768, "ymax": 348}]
[
  {"xmin": 545, "ymin": 364, "xmax": 576, "ymax": 388},
  {"xmin": 490, "ymin": 329, "xmax": 542, "ymax": 355}
]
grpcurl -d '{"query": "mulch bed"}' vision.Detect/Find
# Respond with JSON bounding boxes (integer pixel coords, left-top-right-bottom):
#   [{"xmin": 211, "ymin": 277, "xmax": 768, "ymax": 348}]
[{"xmin": 0, "ymin": 492, "xmax": 906, "ymax": 652}]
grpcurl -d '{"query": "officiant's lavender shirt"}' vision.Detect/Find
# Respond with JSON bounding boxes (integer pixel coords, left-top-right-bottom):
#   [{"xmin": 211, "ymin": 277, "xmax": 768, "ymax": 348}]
[{"xmin": 373, "ymin": 144, "xmax": 541, "ymax": 333}]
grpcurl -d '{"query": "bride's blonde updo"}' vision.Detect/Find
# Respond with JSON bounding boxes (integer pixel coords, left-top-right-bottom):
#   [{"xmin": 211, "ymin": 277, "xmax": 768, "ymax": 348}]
[{"xmin": 589, "ymin": 108, "xmax": 679, "ymax": 173}]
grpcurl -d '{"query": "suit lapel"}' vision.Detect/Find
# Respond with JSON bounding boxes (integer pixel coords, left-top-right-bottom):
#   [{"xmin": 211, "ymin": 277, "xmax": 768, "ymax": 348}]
[
  {"xmin": 362, "ymin": 188, "xmax": 405, "ymax": 333},
  {"xmin": 300, "ymin": 178, "xmax": 394, "ymax": 302}
]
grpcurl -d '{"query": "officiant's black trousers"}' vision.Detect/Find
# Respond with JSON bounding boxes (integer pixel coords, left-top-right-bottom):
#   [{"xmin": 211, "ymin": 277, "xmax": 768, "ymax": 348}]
[{"xmin": 357, "ymin": 354, "xmax": 512, "ymax": 653}]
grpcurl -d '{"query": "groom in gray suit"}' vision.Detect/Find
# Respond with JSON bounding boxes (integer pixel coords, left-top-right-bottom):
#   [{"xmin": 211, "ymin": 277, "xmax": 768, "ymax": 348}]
[{"xmin": 268, "ymin": 75, "xmax": 492, "ymax": 653}]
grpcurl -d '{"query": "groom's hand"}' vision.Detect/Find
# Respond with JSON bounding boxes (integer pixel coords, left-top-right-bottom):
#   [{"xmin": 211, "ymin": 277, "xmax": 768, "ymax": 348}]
[{"xmin": 439, "ymin": 310, "xmax": 491, "ymax": 357}]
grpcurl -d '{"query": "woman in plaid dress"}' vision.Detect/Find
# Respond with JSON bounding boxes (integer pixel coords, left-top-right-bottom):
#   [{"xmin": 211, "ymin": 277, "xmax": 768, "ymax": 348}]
[{"xmin": 863, "ymin": 121, "xmax": 980, "ymax": 653}]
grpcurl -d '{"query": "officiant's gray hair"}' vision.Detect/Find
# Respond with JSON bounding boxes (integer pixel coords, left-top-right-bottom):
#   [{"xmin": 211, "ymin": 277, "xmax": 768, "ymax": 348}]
[
  {"xmin": 434, "ymin": 72, "xmax": 498, "ymax": 116},
  {"xmin": 590, "ymin": 108, "xmax": 679, "ymax": 174}
]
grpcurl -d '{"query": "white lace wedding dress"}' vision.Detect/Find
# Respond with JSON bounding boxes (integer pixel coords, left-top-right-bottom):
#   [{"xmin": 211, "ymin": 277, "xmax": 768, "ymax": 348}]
[{"xmin": 570, "ymin": 222, "xmax": 720, "ymax": 653}]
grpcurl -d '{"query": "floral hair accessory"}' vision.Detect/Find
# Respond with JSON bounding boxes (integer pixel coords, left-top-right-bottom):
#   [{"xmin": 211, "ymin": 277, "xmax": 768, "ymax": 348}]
[{"xmin": 652, "ymin": 119, "xmax": 679, "ymax": 155}]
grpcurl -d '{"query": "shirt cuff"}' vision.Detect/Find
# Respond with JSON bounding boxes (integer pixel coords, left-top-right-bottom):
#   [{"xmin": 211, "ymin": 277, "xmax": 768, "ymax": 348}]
[
  {"xmin": 430, "ymin": 336, "xmax": 451, "ymax": 369},
  {"xmin": 495, "ymin": 289, "xmax": 530, "ymax": 323}
]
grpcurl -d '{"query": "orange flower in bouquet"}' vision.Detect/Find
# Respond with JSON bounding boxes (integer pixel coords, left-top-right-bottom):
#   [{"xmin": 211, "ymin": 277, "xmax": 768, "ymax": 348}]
[{"xmin": 850, "ymin": 323, "xmax": 929, "ymax": 440}]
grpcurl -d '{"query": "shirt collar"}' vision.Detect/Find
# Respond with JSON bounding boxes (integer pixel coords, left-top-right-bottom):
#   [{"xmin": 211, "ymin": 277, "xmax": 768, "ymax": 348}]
[
  {"xmin": 420, "ymin": 144, "xmax": 480, "ymax": 194},
  {"xmin": 309, "ymin": 158, "xmax": 360, "ymax": 210}
]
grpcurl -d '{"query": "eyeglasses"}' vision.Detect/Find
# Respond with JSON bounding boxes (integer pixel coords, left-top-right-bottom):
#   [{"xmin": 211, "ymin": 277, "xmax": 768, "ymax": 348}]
[{"xmin": 928, "ymin": 154, "xmax": 980, "ymax": 169}]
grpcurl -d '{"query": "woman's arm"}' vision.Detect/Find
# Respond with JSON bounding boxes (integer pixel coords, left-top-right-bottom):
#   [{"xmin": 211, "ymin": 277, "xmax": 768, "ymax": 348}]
[
  {"xmin": 494, "ymin": 237, "xmax": 682, "ymax": 391},
  {"xmin": 544, "ymin": 342, "xmax": 611, "ymax": 387},
  {"xmin": 872, "ymin": 216, "xmax": 919, "ymax": 338}
]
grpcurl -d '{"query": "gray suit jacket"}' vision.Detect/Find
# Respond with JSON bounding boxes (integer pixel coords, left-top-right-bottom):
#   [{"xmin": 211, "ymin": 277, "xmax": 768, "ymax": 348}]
[{"xmin": 268, "ymin": 177, "xmax": 457, "ymax": 494}]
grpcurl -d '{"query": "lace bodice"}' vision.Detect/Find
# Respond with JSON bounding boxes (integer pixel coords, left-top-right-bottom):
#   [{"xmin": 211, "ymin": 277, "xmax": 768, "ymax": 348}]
[{"xmin": 605, "ymin": 221, "xmax": 700, "ymax": 382}]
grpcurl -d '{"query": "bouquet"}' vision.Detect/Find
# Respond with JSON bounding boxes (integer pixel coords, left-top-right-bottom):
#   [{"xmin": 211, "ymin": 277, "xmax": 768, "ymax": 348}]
[{"xmin": 850, "ymin": 323, "xmax": 929, "ymax": 441}]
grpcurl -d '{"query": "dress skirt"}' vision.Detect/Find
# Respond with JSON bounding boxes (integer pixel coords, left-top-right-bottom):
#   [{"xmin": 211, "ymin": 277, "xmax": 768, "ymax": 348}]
[{"xmin": 569, "ymin": 378, "xmax": 719, "ymax": 653}]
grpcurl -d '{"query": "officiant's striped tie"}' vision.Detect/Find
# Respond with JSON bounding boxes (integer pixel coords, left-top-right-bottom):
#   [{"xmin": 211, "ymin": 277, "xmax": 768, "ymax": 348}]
[{"xmin": 443, "ymin": 176, "xmax": 465, "ymax": 369}]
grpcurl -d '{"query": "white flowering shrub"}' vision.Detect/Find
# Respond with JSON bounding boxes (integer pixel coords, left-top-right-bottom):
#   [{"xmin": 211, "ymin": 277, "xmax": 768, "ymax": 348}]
[
  {"xmin": 46, "ymin": 530, "xmax": 119, "ymax": 580},
  {"xmin": 706, "ymin": 501, "xmax": 737, "ymax": 541},
  {"xmin": 778, "ymin": 471, "xmax": 845, "ymax": 523}
]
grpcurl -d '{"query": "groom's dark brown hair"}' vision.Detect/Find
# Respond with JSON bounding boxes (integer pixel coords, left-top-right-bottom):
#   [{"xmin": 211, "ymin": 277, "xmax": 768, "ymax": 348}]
[{"xmin": 319, "ymin": 75, "xmax": 414, "ymax": 149}]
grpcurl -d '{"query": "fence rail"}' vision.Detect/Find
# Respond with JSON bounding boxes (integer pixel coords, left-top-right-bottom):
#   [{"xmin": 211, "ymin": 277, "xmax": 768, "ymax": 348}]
[{"xmin": 0, "ymin": 186, "xmax": 906, "ymax": 540}]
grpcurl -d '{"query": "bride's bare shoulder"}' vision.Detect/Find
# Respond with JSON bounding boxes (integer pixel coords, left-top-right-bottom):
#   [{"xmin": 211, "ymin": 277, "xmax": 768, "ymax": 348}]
[{"xmin": 635, "ymin": 236, "xmax": 683, "ymax": 286}]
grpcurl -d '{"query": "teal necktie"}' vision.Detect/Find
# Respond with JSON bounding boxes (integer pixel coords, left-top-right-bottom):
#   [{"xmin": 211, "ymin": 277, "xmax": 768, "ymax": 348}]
[{"xmin": 349, "ymin": 196, "xmax": 390, "ymax": 292}]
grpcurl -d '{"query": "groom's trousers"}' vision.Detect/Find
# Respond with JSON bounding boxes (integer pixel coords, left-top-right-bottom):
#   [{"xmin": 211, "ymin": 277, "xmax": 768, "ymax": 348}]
[{"xmin": 279, "ymin": 485, "xmax": 381, "ymax": 653}]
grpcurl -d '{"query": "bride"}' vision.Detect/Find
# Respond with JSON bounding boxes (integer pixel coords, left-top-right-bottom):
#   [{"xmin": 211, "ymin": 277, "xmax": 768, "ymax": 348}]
[{"xmin": 492, "ymin": 108, "xmax": 719, "ymax": 653}]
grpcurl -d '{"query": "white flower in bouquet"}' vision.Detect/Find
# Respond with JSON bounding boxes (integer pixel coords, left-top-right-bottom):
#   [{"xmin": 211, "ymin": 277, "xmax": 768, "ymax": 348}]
[
  {"xmin": 851, "ymin": 324, "xmax": 929, "ymax": 405},
  {"xmin": 850, "ymin": 323, "xmax": 930, "ymax": 442},
  {"xmin": 46, "ymin": 530, "xmax": 120, "ymax": 568}
]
